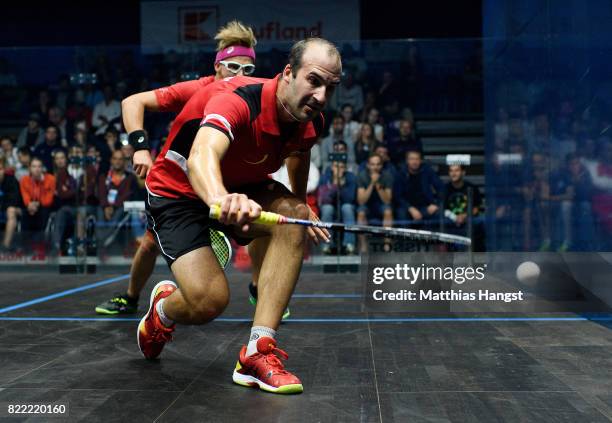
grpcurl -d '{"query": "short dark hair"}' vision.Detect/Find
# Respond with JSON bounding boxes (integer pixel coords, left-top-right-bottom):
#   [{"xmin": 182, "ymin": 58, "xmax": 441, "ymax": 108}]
[
  {"xmin": 17, "ymin": 146, "xmax": 31, "ymax": 156},
  {"xmin": 288, "ymin": 37, "xmax": 340, "ymax": 77},
  {"xmin": 333, "ymin": 140, "xmax": 347, "ymax": 149},
  {"xmin": 405, "ymin": 148, "xmax": 422, "ymax": 158}
]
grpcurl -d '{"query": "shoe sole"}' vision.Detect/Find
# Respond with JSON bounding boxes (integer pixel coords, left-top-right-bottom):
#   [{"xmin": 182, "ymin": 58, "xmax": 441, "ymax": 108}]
[
  {"xmin": 137, "ymin": 280, "xmax": 177, "ymax": 360},
  {"xmin": 232, "ymin": 370, "xmax": 303, "ymax": 394},
  {"xmin": 95, "ymin": 307, "xmax": 119, "ymax": 315},
  {"xmin": 95, "ymin": 306, "xmax": 137, "ymax": 315}
]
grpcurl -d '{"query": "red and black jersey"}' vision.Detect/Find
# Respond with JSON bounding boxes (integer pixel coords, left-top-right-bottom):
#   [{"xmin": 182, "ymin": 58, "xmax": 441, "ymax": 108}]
[
  {"xmin": 153, "ymin": 76, "xmax": 216, "ymax": 112},
  {"xmin": 146, "ymin": 75, "xmax": 324, "ymax": 199}
]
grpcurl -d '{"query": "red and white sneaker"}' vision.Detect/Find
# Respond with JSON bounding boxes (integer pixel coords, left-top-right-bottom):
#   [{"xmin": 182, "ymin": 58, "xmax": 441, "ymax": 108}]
[
  {"xmin": 137, "ymin": 280, "xmax": 177, "ymax": 360},
  {"xmin": 232, "ymin": 337, "xmax": 303, "ymax": 394}
]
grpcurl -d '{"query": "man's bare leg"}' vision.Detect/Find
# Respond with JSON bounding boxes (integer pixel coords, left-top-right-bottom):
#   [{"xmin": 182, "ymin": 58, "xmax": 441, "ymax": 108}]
[
  {"xmin": 162, "ymin": 247, "xmax": 230, "ymax": 324},
  {"xmin": 127, "ymin": 233, "xmax": 159, "ymax": 298}
]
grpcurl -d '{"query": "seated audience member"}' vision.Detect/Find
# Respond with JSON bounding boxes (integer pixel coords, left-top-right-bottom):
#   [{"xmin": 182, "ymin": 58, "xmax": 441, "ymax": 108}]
[
  {"xmin": 318, "ymin": 160, "xmax": 357, "ymax": 254},
  {"xmin": 97, "ymin": 150, "xmax": 136, "ymax": 246},
  {"xmin": 330, "ymin": 73, "xmax": 364, "ymax": 115},
  {"xmin": 583, "ymin": 140, "xmax": 612, "ymax": 250},
  {"xmin": 549, "ymin": 153, "xmax": 594, "ymax": 251},
  {"xmin": 357, "ymin": 154, "xmax": 393, "ymax": 251},
  {"xmin": 340, "ymin": 104, "xmax": 361, "ymax": 144},
  {"xmin": 15, "ymin": 147, "xmax": 31, "ymax": 181},
  {"xmin": 359, "ymin": 143, "xmax": 397, "ymax": 178},
  {"xmin": 33, "ymin": 125, "xmax": 66, "ymax": 172},
  {"xmin": 523, "ymin": 153, "xmax": 552, "ymax": 251},
  {"xmin": 321, "ymin": 115, "xmax": 355, "ymax": 170},
  {"xmin": 0, "ymin": 136, "xmax": 19, "ymax": 172},
  {"xmin": 388, "ymin": 119, "xmax": 422, "ymax": 167},
  {"xmin": 17, "ymin": 113, "xmax": 44, "ymax": 150},
  {"xmin": 19, "ymin": 157, "xmax": 55, "ymax": 257},
  {"xmin": 0, "ymin": 157, "xmax": 22, "ymax": 251},
  {"xmin": 393, "ymin": 149, "xmax": 445, "ymax": 227},
  {"xmin": 364, "ymin": 107, "xmax": 384, "ymax": 142},
  {"xmin": 92, "ymin": 85, "xmax": 121, "ymax": 136},
  {"xmin": 354, "ymin": 122, "xmax": 378, "ymax": 165},
  {"xmin": 443, "ymin": 164, "xmax": 485, "ymax": 250},
  {"xmin": 51, "ymin": 150, "xmax": 77, "ymax": 253}
]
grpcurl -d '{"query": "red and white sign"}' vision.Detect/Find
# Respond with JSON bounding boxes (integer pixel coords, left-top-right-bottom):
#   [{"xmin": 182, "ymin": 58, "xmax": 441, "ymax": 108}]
[{"xmin": 141, "ymin": 0, "xmax": 360, "ymax": 52}]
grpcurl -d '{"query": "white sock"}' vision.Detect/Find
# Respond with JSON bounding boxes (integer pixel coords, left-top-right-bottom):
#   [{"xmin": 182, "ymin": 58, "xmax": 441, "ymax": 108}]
[
  {"xmin": 246, "ymin": 326, "xmax": 276, "ymax": 356},
  {"xmin": 156, "ymin": 298, "xmax": 174, "ymax": 327}
]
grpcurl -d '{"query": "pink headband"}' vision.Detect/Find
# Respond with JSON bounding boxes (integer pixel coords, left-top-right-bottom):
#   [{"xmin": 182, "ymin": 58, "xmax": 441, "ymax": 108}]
[{"xmin": 215, "ymin": 45, "xmax": 256, "ymax": 63}]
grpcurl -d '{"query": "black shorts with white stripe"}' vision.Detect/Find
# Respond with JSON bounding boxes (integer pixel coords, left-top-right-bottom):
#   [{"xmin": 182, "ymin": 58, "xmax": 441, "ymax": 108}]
[{"xmin": 145, "ymin": 192, "xmax": 250, "ymax": 267}]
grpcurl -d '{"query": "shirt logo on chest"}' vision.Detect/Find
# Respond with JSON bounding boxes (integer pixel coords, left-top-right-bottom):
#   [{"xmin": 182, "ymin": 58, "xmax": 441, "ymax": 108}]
[{"xmin": 243, "ymin": 154, "xmax": 269, "ymax": 165}]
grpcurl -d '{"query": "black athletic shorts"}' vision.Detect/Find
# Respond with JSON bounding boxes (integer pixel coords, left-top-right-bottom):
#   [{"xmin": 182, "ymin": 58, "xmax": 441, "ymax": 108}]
[{"xmin": 145, "ymin": 191, "xmax": 252, "ymax": 267}]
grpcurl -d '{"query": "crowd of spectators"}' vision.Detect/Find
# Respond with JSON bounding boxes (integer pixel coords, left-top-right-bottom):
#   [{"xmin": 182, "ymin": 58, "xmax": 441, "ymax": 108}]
[
  {"xmin": 489, "ymin": 87, "xmax": 612, "ymax": 251},
  {"xmin": 0, "ymin": 45, "xmax": 486, "ymax": 257}
]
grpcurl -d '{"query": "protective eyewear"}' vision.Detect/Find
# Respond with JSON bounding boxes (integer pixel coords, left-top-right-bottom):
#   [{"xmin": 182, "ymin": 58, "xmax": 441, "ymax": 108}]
[{"xmin": 219, "ymin": 60, "xmax": 256, "ymax": 76}]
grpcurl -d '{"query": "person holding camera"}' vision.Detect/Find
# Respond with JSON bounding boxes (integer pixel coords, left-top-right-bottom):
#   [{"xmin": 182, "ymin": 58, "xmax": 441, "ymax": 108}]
[{"xmin": 318, "ymin": 154, "xmax": 357, "ymax": 254}]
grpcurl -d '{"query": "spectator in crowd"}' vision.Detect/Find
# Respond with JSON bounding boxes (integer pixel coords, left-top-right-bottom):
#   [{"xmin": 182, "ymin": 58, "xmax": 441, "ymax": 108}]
[
  {"xmin": 34, "ymin": 90, "xmax": 52, "ymax": 125},
  {"xmin": 92, "ymin": 85, "xmax": 121, "ymax": 136},
  {"xmin": 357, "ymin": 154, "xmax": 393, "ymax": 251},
  {"xmin": 97, "ymin": 150, "xmax": 136, "ymax": 246},
  {"xmin": 17, "ymin": 113, "xmax": 44, "ymax": 150},
  {"xmin": 19, "ymin": 157, "xmax": 55, "ymax": 257},
  {"xmin": 585, "ymin": 140, "xmax": 612, "ymax": 250},
  {"xmin": 65, "ymin": 90, "xmax": 93, "ymax": 129},
  {"xmin": 364, "ymin": 107, "xmax": 384, "ymax": 141},
  {"xmin": 321, "ymin": 115, "xmax": 355, "ymax": 171},
  {"xmin": 72, "ymin": 128, "xmax": 90, "ymax": 150},
  {"xmin": 549, "ymin": 153, "xmax": 595, "ymax": 251},
  {"xmin": 494, "ymin": 107, "xmax": 510, "ymax": 147},
  {"xmin": 387, "ymin": 119, "xmax": 422, "ymax": 167},
  {"xmin": 98, "ymin": 128, "xmax": 120, "ymax": 174},
  {"xmin": 443, "ymin": 164, "xmax": 484, "ymax": 250},
  {"xmin": 318, "ymin": 159, "xmax": 357, "ymax": 254},
  {"xmin": 54, "ymin": 75, "xmax": 71, "ymax": 111},
  {"xmin": 0, "ymin": 136, "xmax": 18, "ymax": 171},
  {"xmin": 15, "ymin": 147, "xmax": 31, "ymax": 181},
  {"xmin": 0, "ymin": 157, "xmax": 22, "ymax": 251},
  {"xmin": 330, "ymin": 72, "xmax": 363, "ymax": 115},
  {"xmin": 67, "ymin": 145, "xmax": 84, "ymax": 182},
  {"xmin": 47, "ymin": 106, "xmax": 69, "ymax": 146},
  {"xmin": 354, "ymin": 122, "xmax": 378, "ymax": 165},
  {"xmin": 529, "ymin": 112, "xmax": 557, "ymax": 159},
  {"xmin": 523, "ymin": 152, "xmax": 552, "ymax": 251},
  {"xmin": 339, "ymin": 104, "xmax": 359, "ymax": 142},
  {"xmin": 329, "ymin": 140, "xmax": 357, "ymax": 173},
  {"xmin": 371, "ymin": 143, "xmax": 397, "ymax": 178},
  {"xmin": 51, "ymin": 150, "xmax": 77, "ymax": 253},
  {"xmin": 33, "ymin": 125, "xmax": 66, "ymax": 172},
  {"xmin": 393, "ymin": 149, "xmax": 444, "ymax": 227}
]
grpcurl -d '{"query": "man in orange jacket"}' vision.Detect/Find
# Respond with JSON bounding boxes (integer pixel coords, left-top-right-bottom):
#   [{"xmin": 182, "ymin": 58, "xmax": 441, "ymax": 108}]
[{"xmin": 19, "ymin": 157, "xmax": 55, "ymax": 257}]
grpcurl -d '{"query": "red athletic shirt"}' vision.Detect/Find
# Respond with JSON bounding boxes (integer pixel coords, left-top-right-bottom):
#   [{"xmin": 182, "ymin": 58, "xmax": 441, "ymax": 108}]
[
  {"xmin": 153, "ymin": 76, "xmax": 216, "ymax": 112},
  {"xmin": 146, "ymin": 75, "xmax": 324, "ymax": 199}
]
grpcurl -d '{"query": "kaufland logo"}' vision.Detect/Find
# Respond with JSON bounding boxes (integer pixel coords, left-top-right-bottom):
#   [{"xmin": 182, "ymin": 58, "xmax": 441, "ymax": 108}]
[
  {"xmin": 253, "ymin": 21, "xmax": 323, "ymax": 40},
  {"xmin": 179, "ymin": 7, "xmax": 219, "ymax": 43}
]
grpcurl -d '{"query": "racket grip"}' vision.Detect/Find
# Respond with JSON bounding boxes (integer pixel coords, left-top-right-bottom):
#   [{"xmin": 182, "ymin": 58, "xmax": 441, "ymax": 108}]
[{"xmin": 208, "ymin": 204, "xmax": 283, "ymax": 225}]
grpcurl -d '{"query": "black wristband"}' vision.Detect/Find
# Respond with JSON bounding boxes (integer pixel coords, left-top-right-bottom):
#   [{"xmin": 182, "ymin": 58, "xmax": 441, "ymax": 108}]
[{"xmin": 128, "ymin": 130, "xmax": 150, "ymax": 151}]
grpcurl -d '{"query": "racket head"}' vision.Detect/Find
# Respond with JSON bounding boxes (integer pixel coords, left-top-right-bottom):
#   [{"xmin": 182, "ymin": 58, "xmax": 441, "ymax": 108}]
[{"xmin": 209, "ymin": 229, "xmax": 232, "ymax": 269}]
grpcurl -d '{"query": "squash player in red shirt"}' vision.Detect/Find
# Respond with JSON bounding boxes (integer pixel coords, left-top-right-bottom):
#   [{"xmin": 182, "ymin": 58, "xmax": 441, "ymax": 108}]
[
  {"xmin": 137, "ymin": 38, "xmax": 341, "ymax": 394},
  {"xmin": 93, "ymin": 21, "xmax": 288, "ymax": 317}
]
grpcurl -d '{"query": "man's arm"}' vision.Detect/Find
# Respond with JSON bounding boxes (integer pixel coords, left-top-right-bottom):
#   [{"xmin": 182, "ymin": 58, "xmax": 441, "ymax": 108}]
[
  {"xmin": 121, "ymin": 91, "xmax": 160, "ymax": 133},
  {"xmin": 285, "ymin": 151, "xmax": 310, "ymax": 202},
  {"xmin": 187, "ymin": 126, "xmax": 230, "ymax": 206}
]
